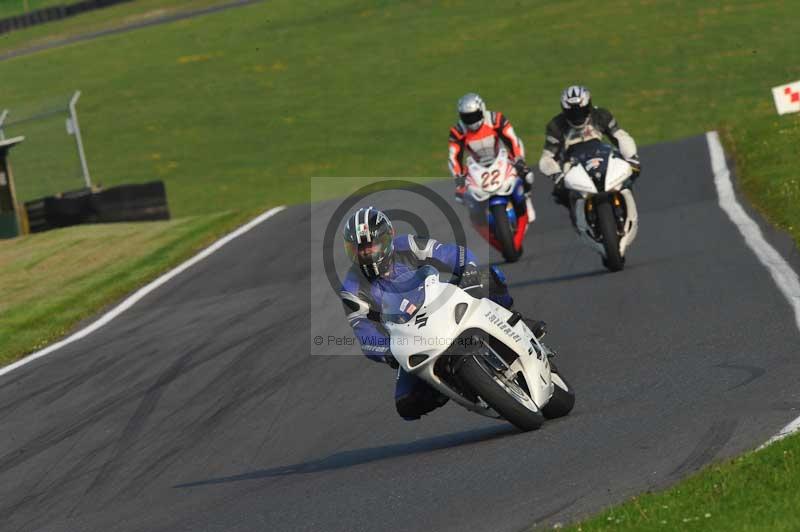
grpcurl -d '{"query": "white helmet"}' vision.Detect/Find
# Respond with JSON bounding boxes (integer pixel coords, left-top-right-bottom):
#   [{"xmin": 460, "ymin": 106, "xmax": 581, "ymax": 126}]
[
  {"xmin": 457, "ymin": 93, "xmax": 486, "ymax": 131},
  {"xmin": 560, "ymin": 85, "xmax": 593, "ymax": 126}
]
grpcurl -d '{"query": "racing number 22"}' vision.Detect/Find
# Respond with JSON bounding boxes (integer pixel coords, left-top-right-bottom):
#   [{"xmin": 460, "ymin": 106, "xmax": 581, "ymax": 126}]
[{"xmin": 481, "ymin": 169, "xmax": 501, "ymax": 188}]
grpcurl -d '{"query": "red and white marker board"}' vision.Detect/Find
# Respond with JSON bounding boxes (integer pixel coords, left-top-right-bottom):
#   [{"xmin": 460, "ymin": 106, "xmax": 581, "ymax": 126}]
[{"xmin": 772, "ymin": 80, "xmax": 800, "ymax": 115}]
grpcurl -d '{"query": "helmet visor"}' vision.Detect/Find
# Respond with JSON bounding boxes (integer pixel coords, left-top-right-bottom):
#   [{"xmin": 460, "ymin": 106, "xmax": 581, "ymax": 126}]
[
  {"xmin": 344, "ymin": 231, "xmax": 394, "ymax": 272},
  {"xmin": 459, "ymin": 110, "xmax": 484, "ymax": 127},
  {"xmin": 565, "ymin": 105, "xmax": 591, "ymax": 126}
]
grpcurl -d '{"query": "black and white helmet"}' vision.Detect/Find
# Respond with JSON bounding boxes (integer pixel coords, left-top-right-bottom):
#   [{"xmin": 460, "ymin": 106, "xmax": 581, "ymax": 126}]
[
  {"xmin": 343, "ymin": 207, "xmax": 395, "ymax": 280},
  {"xmin": 457, "ymin": 92, "xmax": 486, "ymax": 131},
  {"xmin": 560, "ymin": 85, "xmax": 593, "ymax": 126}
]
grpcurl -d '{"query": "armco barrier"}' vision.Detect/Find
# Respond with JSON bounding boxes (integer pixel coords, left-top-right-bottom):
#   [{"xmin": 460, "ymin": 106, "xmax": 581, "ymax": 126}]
[
  {"xmin": 0, "ymin": 0, "xmax": 133, "ymax": 35},
  {"xmin": 24, "ymin": 181, "xmax": 170, "ymax": 233}
]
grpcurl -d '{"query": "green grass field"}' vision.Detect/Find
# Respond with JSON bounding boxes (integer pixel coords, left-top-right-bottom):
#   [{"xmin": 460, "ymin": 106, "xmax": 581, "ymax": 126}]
[
  {"xmin": 562, "ymin": 431, "xmax": 800, "ymax": 532},
  {"xmin": 0, "ymin": 209, "xmax": 250, "ymax": 367},
  {"xmin": 1, "ymin": 0, "xmax": 798, "ymax": 230},
  {"xmin": 0, "ymin": 0, "xmax": 62, "ymax": 18},
  {"xmin": 0, "ymin": 0, "xmax": 235, "ymax": 53}
]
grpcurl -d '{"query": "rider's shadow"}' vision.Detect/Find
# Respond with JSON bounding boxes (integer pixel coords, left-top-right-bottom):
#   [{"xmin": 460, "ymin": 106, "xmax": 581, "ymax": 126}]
[
  {"xmin": 507, "ymin": 269, "xmax": 606, "ymax": 288},
  {"xmin": 174, "ymin": 424, "xmax": 518, "ymax": 489}
]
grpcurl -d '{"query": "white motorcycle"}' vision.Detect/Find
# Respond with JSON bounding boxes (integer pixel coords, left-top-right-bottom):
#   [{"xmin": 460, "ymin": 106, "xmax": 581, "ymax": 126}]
[
  {"xmin": 463, "ymin": 144, "xmax": 535, "ymax": 263},
  {"xmin": 382, "ymin": 265, "xmax": 574, "ymax": 431},
  {"xmin": 563, "ymin": 140, "xmax": 639, "ymax": 271}
]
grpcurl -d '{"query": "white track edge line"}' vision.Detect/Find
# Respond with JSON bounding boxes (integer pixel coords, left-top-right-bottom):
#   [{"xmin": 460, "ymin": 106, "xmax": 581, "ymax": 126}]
[
  {"xmin": 0, "ymin": 205, "xmax": 287, "ymax": 380},
  {"xmin": 706, "ymin": 131, "xmax": 800, "ymax": 447}
]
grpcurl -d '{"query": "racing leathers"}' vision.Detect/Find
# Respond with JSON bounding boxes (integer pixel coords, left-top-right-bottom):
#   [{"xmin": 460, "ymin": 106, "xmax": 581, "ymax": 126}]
[
  {"xmin": 538, "ymin": 107, "xmax": 639, "ymax": 206},
  {"xmin": 449, "ymin": 111, "xmax": 529, "ymax": 200},
  {"xmin": 339, "ymin": 234, "xmax": 513, "ymax": 420}
]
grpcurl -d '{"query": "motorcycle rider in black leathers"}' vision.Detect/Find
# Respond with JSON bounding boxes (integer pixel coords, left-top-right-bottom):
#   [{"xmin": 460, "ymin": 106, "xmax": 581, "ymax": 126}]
[{"xmin": 538, "ymin": 85, "xmax": 641, "ymax": 208}]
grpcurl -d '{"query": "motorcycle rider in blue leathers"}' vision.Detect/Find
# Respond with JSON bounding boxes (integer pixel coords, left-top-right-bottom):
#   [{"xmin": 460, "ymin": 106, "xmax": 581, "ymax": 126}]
[{"xmin": 339, "ymin": 207, "xmax": 515, "ymax": 420}]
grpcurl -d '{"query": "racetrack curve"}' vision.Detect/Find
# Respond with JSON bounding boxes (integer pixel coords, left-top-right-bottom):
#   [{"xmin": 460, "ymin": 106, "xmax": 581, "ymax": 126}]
[{"xmin": 2, "ymin": 134, "xmax": 800, "ymax": 532}]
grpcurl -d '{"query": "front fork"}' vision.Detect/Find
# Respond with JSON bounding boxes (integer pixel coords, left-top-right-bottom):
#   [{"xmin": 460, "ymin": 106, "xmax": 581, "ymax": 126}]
[
  {"xmin": 576, "ymin": 191, "xmax": 627, "ymax": 239},
  {"xmin": 482, "ymin": 179, "xmax": 531, "ymax": 231}
]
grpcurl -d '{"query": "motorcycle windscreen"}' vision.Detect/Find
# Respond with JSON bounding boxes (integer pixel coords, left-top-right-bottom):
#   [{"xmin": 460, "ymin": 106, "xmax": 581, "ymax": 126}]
[
  {"xmin": 381, "ymin": 265, "xmax": 437, "ymax": 324},
  {"xmin": 568, "ymin": 141, "xmax": 613, "ymax": 190}
]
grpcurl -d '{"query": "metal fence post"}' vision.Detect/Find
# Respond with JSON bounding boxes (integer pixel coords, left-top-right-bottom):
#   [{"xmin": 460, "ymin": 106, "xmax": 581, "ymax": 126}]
[
  {"xmin": 69, "ymin": 91, "xmax": 92, "ymax": 188},
  {"xmin": 0, "ymin": 110, "xmax": 8, "ymax": 140}
]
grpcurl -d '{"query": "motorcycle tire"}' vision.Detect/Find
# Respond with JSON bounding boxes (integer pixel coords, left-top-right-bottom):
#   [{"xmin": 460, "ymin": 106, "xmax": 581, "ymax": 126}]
[
  {"xmin": 458, "ymin": 355, "xmax": 544, "ymax": 431},
  {"xmin": 489, "ymin": 203, "xmax": 521, "ymax": 263},
  {"xmin": 542, "ymin": 360, "xmax": 575, "ymax": 419},
  {"xmin": 596, "ymin": 199, "xmax": 625, "ymax": 271}
]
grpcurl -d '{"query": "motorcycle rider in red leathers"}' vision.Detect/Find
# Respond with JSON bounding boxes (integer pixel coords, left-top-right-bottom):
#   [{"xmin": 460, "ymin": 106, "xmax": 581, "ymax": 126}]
[{"xmin": 448, "ymin": 93, "xmax": 533, "ymax": 202}]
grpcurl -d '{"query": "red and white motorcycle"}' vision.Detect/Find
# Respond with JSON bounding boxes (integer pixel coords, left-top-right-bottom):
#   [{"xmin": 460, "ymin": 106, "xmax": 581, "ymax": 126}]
[{"xmin": 463, "ymin": 144, "xmax": 535, "ymax": 262}]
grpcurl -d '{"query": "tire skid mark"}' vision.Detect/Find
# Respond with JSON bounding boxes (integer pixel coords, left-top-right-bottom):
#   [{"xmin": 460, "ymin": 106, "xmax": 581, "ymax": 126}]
[
  {"xmin": 83, "ymin": 349, "xmax": 196, "ymax": 497},
  {"xmin": 118, "ymin": 342, "xmax": 310, "ymax": 501},
  {"xmin": 110, "ymin": 318, "xmax": 301, "ymax": 502},
  {"xmin": 670, "ymin": 419, "xmax": 738, "ymax": 477},
  {"xmin": 144, "ymin": 305, "xmax": 303, "ymax": 430},
  {"xmin": 0, "ymin": 347, "xmax": 144, "ymax": 416},
  {"xmin": 13, "ymin": 419, "xmax": 88, "ymax": 517},
  {"xmin": 0, "ymin": 387, "xmax": 145, "ymax": 476},
  {"xmin": 0, "ymin": 440, "xmax": 113, "ymax": 526}
]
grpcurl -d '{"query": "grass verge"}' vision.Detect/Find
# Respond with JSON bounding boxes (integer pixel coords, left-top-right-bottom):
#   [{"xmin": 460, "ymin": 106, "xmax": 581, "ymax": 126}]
[
  {"xmin": 0, "ymin": 0, "xmax": 63, "ymax": 19},
  {"xmin": 562, "ymin": 432, "xmax": 800, "ymax": 531},
  {"xmin": 0, "ymin": 0, "xmax": 797, "ymax": 220},
  {"xmin": 0, "ymin": 208, "xmax": 253, "ymax": 366},
  {"xmin": 0, "ymin": 0, "xmax": 234, "ymax": 53}
]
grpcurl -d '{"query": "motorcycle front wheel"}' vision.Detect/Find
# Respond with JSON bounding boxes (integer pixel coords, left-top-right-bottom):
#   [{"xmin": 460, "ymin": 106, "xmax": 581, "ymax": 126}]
[
  {"xmin": 489, "ymin": 203, "xmax": 521, "ymax": 263},
  {"xmin": 541, "ymin": 360, "xmax": 575, "ymax": 419},
  {"xmin": 596, "ymin": 198, "xmax": 624, "ymax": 271},
  {"xmin": 458, "ymin": 354, "xmax": 544, "ymax": 431}
]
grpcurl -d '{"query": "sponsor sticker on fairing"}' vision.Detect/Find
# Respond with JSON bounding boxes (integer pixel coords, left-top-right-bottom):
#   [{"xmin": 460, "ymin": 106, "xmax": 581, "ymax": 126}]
[
  {"xmin": 772, "ymin": 80, "xmax": 800, "ymax": 115},
  {"xmin": 399, "ymin": 298, "xmax": 409, "ymax": 312}
]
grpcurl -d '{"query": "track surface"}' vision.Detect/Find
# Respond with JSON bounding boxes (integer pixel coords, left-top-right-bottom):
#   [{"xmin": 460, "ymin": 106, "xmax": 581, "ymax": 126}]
[{"xmin": 2, "ymin": 135, "xmax": 800, "ymax": 531}]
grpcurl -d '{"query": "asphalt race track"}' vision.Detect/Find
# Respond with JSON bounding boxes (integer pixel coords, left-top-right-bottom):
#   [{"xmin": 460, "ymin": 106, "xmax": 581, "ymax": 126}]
[{"xmin": 2, "ymin": 134, "xmax": 800, "ymax": 532}]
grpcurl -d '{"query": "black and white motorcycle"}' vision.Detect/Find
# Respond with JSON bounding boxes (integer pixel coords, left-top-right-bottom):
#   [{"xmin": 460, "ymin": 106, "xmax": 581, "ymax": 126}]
[
  {"xmin": 563, "ymin": 139, "xmax": 639, "ymax": 271},
  {"xmin": 381, "ymin": 265, "xmax": 574, "ymax": 431}
]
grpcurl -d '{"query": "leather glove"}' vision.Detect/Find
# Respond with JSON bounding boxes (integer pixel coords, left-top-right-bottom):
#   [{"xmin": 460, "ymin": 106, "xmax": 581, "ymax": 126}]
[
  {"xmin": 454, "ymin": 186, "xmax": 466, "ymax": 204},
  {"xmin": 454, "ymin": 177, "xmax": 467, "ymax": 204},
  {"xmin": 551, "ymin": 176, "xmax": 568, "ymax": 207},
  {"xmin": 626, "ymin": 154, "xmax": 641, "ymax": 175},
  {"xmin": 458, "ymin": 263, "xmax": 483, "ymax": 293}
]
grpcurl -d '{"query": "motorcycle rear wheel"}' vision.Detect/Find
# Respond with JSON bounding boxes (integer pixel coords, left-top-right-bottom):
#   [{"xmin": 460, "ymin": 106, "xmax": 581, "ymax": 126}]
[{"xmin": 458, "ymin": 354, "xmax": 544, "ymax": 431}]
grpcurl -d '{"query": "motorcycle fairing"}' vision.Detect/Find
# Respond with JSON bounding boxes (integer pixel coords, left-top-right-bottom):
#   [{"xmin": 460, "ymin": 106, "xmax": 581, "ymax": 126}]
[{"xmin": 384, "ymin": 269, "xmax": 554, "ymax": 415}]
